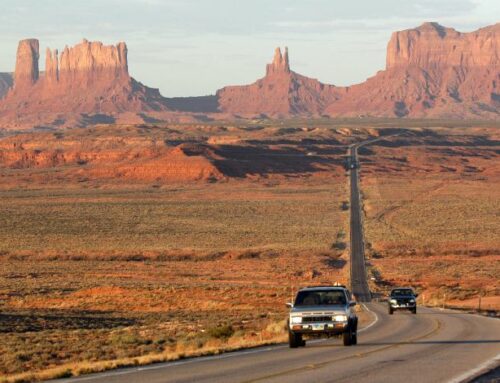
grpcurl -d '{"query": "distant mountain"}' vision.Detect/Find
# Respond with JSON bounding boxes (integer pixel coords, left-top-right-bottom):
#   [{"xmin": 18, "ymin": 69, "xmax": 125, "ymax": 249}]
[
  {"xmin": 0, "ymin": 73, "xmax": 12, "ymax": 99},
  {"xmin": 0, "ymin": 22, "xmax": 498, "ymax": 129},
  {"xmin": 217, "ymin": 23, "xmax": 499, "ymax": 119},
  {"xmin": 216, "ymin": 47, "xmax": 341, "ymax": 118},
  {"xmin": 0, "ymin": 39, "xmax": 178, "ymax": 128},
  {"xmin": 324, "ymin": 22, "xmax": 500, "ymax": 118}
]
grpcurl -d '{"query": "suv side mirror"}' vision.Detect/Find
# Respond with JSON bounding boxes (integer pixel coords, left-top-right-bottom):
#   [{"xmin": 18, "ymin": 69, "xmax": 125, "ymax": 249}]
[
  {"xmin": 285, "ymin": 302, "xmax": 293, "ymax": 308},
  {"xmin": 415, "ymin": 293, "xmax": 419, "ymax": 297},
  {"xmin": 349, "ymin": 301, "xmax": 357, "ymax": 307}
]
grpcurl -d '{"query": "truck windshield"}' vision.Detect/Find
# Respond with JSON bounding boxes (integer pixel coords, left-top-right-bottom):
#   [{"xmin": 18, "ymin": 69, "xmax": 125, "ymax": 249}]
[
  {"xmin": 391, "ymin": 289, "xmax": 413, "ymax": 296},
  {"xmin": 294, "ymin": 290, "xmax": 346, "ymax": 306}
]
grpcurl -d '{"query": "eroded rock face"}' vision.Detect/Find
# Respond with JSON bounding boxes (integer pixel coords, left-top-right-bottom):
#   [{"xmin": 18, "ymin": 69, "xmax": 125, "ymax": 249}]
[
  {"xmin": 324, "ymin": 22, "xmax": 500, "ymax": 118},
  {"xmin": 217, "ymin": 47, "xmax": 340, "ymax": 117},
  {"xmin": 266, "ymin": 47, "xmax": 290, "ymax": 75},
  {"xmin": 57, "ymin": 39, "xmax": 128, "ymax": 84},
  {"xmin": 218, "ymin": 23, "xmax": 499, "ymax": 119},
  {"xmin": 45, "ymin": 48, "xmax": 58, "ymax": 83},
  {"xmin": 386, "ymin": 22, "xmax": 499, "ymax": 69},
  {"xmin": 0, "ymin": 38, "xmax": 168, "ymax": 127},
  {"xmin": 1, "ymin": 22, "xmax": 498, "ymax": 126},
  {"xmin": 0, "ymin": 132, "xmax": 225, "ymax": 183},
  {"xmin": 14, "ymin": 39, "xmax": 39, "ymax": 89}
]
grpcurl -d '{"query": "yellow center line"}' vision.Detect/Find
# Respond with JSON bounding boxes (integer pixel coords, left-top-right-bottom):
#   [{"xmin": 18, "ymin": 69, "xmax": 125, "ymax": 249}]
[{"xmin": 243, "ymin": 316, "xmax": 442, "ymax": 383}]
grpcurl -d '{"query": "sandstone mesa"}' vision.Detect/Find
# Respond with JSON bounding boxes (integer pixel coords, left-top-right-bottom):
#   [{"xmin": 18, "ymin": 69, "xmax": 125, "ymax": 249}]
[{"xmin": 0, "ymin": 22, "xmax": 498, "ymax": 128}]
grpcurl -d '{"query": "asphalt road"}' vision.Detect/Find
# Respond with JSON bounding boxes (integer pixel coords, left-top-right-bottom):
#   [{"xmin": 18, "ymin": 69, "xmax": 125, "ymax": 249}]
[
  {"xmin": 54, "ymin": 304, "xmax": 500, "ymax": 383},
  {"xmin": 349, "ymin": 143, "xmax": 371, "ymax": 302}
]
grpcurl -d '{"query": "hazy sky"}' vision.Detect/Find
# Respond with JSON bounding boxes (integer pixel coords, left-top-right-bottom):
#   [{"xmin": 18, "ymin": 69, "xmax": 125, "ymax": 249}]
[{"xmin": 1, "ymin": 0, "xmax": 498, "ymax": 97}]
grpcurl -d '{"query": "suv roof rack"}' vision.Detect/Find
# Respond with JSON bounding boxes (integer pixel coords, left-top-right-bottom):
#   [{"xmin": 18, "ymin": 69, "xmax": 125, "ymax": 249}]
[{"xmin": 302, "ymin": 284, "xmax": 347, "ymax": 289}]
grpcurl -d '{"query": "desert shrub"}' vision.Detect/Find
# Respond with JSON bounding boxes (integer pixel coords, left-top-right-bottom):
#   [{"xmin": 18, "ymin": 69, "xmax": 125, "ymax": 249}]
[
  {"xmin": 207, "ymin": 325, "xmax": 234, "ymax": 339},
  {"xmin": 52, "ymin": 369, "xmax": 73, "ymax": 379},
  {"xmin": 14, "ymin": 353, "xmax": 32, "ymax": 362}
]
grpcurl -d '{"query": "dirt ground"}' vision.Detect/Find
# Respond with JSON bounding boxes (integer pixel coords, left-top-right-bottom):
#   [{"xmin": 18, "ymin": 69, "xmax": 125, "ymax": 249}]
[
  {"xmin": 0, "ymin": 123, "xmax": 497, "ymax": 381},
  {"xmin": 359, "ymin": 128, "xmax": 499, "ymax": 307}
]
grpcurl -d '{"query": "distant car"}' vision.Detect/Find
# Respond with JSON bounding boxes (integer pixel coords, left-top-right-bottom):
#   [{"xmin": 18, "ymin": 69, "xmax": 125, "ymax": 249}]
[
  {"xmin": 388, "ymin": 287, "xmax": 418, "ymax": 314},
  {"xmin": 286, "ymin": 285, "xmax": 358, "ymax": 348}
]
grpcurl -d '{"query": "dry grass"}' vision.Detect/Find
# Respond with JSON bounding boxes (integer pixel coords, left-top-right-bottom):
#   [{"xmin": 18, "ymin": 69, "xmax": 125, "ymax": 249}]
[
  {"xmin": 359, "ymin": 128, "xmax": 500, "ymax": 306},
  {"xmin": 0, "ymin": 181, "xmax": 350, "ymax": 381},
  {"xmin": 0, "ymin": 183, "xmax": 347, "ymax": 255},
  {"xmin": 0, "ymin": 252, "xmax": 347, "ymax": 380}
]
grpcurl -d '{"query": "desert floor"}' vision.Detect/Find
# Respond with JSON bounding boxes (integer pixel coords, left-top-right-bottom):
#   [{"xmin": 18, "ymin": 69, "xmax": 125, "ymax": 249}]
[{"xmin": 0, "ymin": 123, "xmax": 498, "ymax": 381}]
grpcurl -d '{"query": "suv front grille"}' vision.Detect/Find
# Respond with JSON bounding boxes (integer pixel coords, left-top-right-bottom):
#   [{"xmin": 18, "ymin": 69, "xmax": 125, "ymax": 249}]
[
  {"xmin": 396, "ymin": 298, "xmax": 412, "ymax": 304},
  {"xmin": 302, "ymin": 316, "xmax": 332, "ymax": 323}
]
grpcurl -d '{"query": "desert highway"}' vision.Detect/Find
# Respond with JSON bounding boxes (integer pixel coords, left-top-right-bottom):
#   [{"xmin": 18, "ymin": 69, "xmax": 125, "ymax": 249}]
[
  {"xmin": 54, "ymin": 137, "xmax": 500, "ymax": 383},
  {"xmin": 349, "ymin": 141, "xmax": 371, "ymax": 302},
  {"xmin": 54, "ymin": 304, "xmax": 500, "ymax": 383}
]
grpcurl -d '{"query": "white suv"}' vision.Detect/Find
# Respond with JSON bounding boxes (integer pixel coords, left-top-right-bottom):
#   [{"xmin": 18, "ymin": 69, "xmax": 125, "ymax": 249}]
[{"xmin": 286, "ymin": 286, "xmax": 358, "ymax": 348}]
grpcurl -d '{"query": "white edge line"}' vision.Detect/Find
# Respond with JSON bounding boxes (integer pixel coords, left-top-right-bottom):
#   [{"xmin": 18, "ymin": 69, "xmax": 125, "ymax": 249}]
[
  {"xmin": 54, "ymin": 345, "xmax": 287, "ymax": 382},
  {"xmin": 358, "ymin": 303, "xmax": 379, "ymax": 333},
  {"xmin": 446, "ymin": 353, "xmax": 500, "ymax": 383}
]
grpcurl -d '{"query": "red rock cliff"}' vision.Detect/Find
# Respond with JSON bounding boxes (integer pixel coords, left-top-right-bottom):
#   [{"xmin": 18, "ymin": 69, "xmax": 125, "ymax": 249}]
[
  {"xmin": 1, "ymin": 38, "xmax": 169, "ymax": 126},
  {"xmin": 57, "ymin": 39, "xmax": 128, "ymax": 84},
  {"xmin": 386, "ymin": 22, "xmax": 499, "ymax": 69},
  {"xmin": 325, "ymin": 22, "xmax": 500, "ymax": 118},
  {"xmin": 13, "ymin": 39, "xmax": 39, "ymax": 89}
]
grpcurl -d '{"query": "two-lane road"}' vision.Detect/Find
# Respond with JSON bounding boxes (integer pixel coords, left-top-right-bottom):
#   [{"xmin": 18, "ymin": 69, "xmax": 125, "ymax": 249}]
[
  {"xmin": 349, "ymin": 142, "xmax": 371, "ymax": 302},
  {"xmin": 53, "ymin": 304, "xmax": 499, "ymax": 383}
]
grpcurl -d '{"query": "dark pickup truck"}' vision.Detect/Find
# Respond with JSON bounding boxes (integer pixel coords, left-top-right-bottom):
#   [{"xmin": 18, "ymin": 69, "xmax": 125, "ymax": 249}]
[{"xmin": 388, "ymin": 287, "xmax": 418, "ymax": 314}]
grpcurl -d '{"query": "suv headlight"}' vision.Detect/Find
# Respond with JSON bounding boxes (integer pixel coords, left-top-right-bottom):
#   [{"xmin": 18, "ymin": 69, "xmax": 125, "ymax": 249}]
[
  {"xmin": 290, "ymin": 316, "xmax": 302, "ymax": 324},
  {"xmin": 390, "ymin": 299, "xmax": 397, "ymax": 304},
  {"xmin": 410, "ymin": 299, "xmax": 415, "ymax": 303},
  {"xmin": 333, "ymin": 314, "xmax": 347, "ymax": 322}
]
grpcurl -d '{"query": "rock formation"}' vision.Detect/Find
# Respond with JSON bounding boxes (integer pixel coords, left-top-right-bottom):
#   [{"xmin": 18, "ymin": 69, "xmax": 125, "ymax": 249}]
[
  {"xmin": 0, "ymin": 22, "xmax": 498, "ymax": 127},
  {"xmin": 217, "ymin": 23, "xmax": 499, "ymax": 119},
  {"xmin": 386, "ymin": 22, "xmax": 498, "ymax": 69},
  {"xmin": 0, "ymin": 131, "xmax": 224, "ymax": 183},
  {"xmin": 45, "ymin": 48, "xmax": 58, "ymax": 84},
  {"xmin": 266, "ymin": 47, "xmax": 290, "ymax": 75},
  {"xmin": 0, "ymin": 39, "xmax": 170, "ymax": 127},
  {"xmin": 13, "ymin": 39, "xmax": 39, "ymax": 90},
  {"xmin": 217, "ymin": 47, "xmax": 340, "ymax": 117},
  {"xmin": 325, "ymin": 22, "xmax": 500, "ymax": 118}
]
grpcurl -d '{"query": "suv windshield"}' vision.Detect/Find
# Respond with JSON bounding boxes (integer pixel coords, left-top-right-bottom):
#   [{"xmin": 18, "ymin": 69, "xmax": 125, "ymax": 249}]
[
  {"xmin": 391, "ymin": 289, "xmax": 414, "ymax": 296},
  {"xmin": 294, "ymin": 290, "xmax": 346, "ymax": 306}
]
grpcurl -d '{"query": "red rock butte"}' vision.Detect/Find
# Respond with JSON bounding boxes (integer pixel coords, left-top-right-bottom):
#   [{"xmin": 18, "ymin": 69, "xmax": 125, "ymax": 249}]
[
  {"xmin": 216, "ymin": 46, "xmax": 340, "ymax": 117},
  {"xmin": 324, "ymin": 22, "xmax": 500, "ymax": 118},
  {"xmin": 0, "ymin": 38, "xmax": 170, "ymax": 127},
  {"xmin": 0, "ymin": 22, "xmax": 498, "ymax": 128}
]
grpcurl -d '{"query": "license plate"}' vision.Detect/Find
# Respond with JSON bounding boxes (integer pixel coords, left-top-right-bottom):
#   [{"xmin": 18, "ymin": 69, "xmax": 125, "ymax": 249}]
[{"xmin": 312, "ymin": 324, "xmax": 324, "ymax": 331}]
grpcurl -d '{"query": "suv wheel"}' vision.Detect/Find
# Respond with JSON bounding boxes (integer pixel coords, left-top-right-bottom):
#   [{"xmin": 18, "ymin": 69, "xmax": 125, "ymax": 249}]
[
  {"xmin": 288, "ymin": 331, "xmax": 303, "ymax": 348},
  {"xmin": 343, "ymin": 326, "xmax": 353, "ymax": 346},
  {"xmin": 412, "ymin": 307, "xmax": 417, "ymax": 314},
  {"xmin": 388, "ymin": 307, "xmax": 394, "ymax": 315},
  {"xmin": 352, "ymin": 319, "xmax": 358, "ymax": 345}
]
